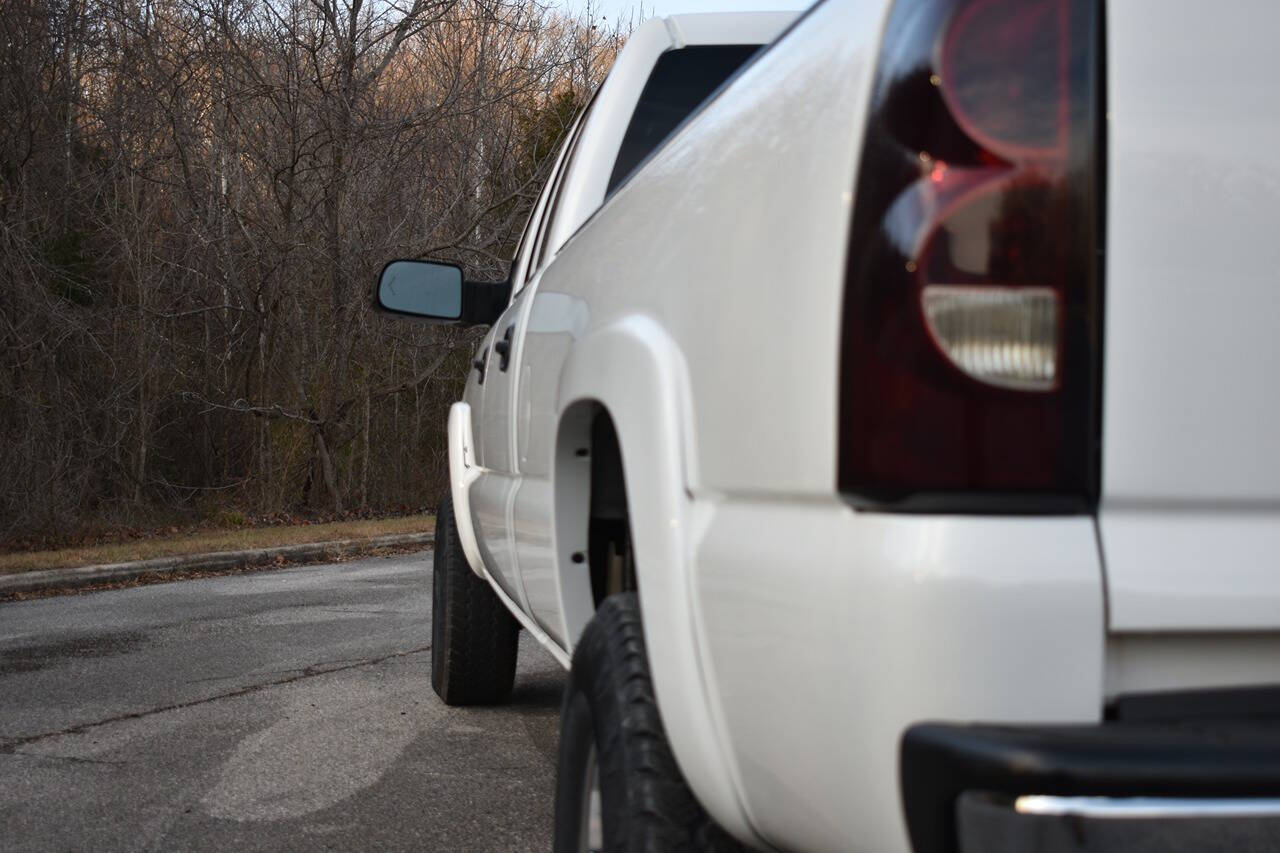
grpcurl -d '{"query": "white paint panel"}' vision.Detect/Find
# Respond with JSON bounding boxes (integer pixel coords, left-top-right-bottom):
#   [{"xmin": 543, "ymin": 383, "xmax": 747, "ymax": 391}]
[
  {"xmin": 664, "ymin": 11, "xmax": 798, "ymax": 48},
  {"xmin": 511, "ymin": 477, "xmax": 566, "ymax": 646},
  {"xmin": 466, "ymin": 472, "xmax": 526, "ymax": 610},
  {"xmin": 1105, "ymin": 633, "xmax": 1280, "ymax": 698},
  {"xmin": 542, "ymin": 13, "xmax": 796, "ymax": 262},
  {"xmin": 695, "ymin": 502, "xmax": 1104, "ymax": 853},
  {"xmin": 552, "ymin": 316, "xmax": 764, "ymax": 841},
  {"xmin": 538, "ymin": 18, "xmax": 672, "ymax": 264},
  {"xmin": 476, "ymin": 298, "xmax": 523, "ymax": 475},
  {"xmin": 1100, "ymin": 0, "xmax": 1280, "ymax": 630},
  {"xmin": 1101, "ymin": 509, "xmax": 1280, "ymax": 630},
  {"xmin": 447, "ymin": 402, "xmax": 486, "ymax": 578},
  {"xmin": 533, "ymin": 0, "xmax": 863, "ymax": 499},
  {"xmin": 497, "ymin": 13, "xmax": 796, "ymax": 660},
  {"xmin": 522, "ymin": 0, "xmax": 894, "ymax": 841}
]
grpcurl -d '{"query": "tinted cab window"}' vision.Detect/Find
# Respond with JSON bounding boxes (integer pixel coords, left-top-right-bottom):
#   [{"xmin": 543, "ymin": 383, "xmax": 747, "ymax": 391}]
[{"xmin": 607, "ymin": 45, "xmax": 761, "ymax": 194}]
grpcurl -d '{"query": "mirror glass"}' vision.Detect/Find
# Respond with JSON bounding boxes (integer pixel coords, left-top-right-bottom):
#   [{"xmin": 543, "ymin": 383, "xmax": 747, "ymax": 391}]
[{"xmin": 377, "ymin": 260, "xmax": 463, "ymax": 320}]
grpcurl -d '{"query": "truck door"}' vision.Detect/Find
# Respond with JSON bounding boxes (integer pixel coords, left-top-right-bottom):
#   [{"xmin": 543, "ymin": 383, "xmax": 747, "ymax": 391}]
[
  {"xmin": 466, "ymin": 115, "xmax": 586, "ymax": 611},
  {"xmin": 467, "ymin": 289, "xmax": 534, "ymax": 609}
]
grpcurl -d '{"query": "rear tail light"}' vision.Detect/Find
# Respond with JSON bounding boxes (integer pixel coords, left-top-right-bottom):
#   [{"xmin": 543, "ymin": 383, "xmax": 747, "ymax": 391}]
[
  {"xmin": 921, "ymin": 285, "xmax": 1058, "ymax": 390},
  {"xmin": 839, "ymin": 0, "xmax": 1102, "ymax": 510}
]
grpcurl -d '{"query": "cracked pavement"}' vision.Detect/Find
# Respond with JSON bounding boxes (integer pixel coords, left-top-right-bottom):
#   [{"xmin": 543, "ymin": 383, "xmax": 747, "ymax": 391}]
[{"xmin": 0, "ymin": 553, "xmax": 564, "ymax": 851}]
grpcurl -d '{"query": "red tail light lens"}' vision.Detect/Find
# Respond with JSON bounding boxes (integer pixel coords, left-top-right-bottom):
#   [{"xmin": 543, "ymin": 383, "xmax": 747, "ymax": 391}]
[{"xmin": 839, "ymin": 0, "xmax": 1102, "ymax": 510}]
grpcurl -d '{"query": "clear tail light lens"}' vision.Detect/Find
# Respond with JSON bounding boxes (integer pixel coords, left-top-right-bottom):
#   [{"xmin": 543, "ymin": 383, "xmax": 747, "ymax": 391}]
[
  {"xmin": 921, "ymin": 285, "xmax": 1059, "ymax": 391},
  {"xmin": 839, "ymin": 0, "xmax": 1102, "ymax": 510}
]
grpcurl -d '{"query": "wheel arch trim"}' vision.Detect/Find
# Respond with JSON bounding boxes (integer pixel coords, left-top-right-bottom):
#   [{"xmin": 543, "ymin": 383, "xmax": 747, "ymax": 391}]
[
  {"xmin": 552, "ymin": 314, "xmax": 763, "ymax": 846},
  {"xmin": 447, "ymin": 401, "xmax": 487, "ymax": 580}
]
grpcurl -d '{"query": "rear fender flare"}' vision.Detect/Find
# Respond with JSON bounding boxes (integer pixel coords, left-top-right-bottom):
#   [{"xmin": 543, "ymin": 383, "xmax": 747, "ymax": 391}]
[{"xmin": 552, "ymin": 315, "xmax": 760, "ymax": 845}]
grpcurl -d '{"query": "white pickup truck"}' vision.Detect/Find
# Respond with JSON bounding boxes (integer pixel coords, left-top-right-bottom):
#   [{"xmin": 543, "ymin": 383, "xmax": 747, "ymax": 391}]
[{"xmin": 376, "ymin": 1, "xmax": 1280, "ymax": 851}]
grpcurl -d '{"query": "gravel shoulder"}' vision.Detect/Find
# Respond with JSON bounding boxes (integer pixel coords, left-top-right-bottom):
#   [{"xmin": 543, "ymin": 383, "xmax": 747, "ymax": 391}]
[{"xmin": 0, "ymin": 533, "xmax": 434, "ymax": 600}]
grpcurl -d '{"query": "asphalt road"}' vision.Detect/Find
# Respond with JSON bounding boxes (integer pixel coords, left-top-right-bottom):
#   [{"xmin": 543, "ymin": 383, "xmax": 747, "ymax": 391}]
[{"xmin": 0, "ymin": 553, "xmax": 564, "ymax": 852}]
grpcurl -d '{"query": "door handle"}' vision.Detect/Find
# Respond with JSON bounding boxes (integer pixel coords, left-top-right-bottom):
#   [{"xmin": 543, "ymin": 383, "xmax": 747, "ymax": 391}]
[
  {"xmin": 493, "ymin": 324, "xmax": 515, "ymax": 371},
  {"xmin": 472, "ymin": 335, "xmax": 490, "ymax": 384}
]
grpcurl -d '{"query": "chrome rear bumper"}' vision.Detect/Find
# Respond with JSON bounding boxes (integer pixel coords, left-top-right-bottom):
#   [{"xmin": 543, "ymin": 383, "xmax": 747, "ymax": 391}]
[{"xmin": 957, "ymin": 792, "xmax": 1280, "ymax": 852}]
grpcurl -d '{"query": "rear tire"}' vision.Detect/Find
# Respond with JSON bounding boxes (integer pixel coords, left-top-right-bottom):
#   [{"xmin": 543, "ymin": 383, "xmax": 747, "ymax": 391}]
[
  {"xmin": 431, "ymin": 491, "xmax": 519, "ymax": 706},
  {"xmin": 553, "ymin": 593, "xmax": 746, "ymax": 852}
]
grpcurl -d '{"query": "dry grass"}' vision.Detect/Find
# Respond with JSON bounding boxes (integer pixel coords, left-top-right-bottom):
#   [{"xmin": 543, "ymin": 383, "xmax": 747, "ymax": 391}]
[{"xmin": 0, "ymin": 515, "xmax": 435, "ymax": 575}]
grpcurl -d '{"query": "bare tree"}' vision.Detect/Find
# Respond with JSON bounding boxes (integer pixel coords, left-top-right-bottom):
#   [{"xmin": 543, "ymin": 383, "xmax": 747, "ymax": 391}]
[{"xmin": 0, "ymin": 0, "xmax": 623, "ymax": 543}]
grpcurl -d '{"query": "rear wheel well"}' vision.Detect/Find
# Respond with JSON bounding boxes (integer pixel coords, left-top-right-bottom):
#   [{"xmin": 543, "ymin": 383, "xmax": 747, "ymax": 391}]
[
  {"xmin": 554, "ymin": 401, "xmax": 638, "ymax": 647},
  {"xmin": 587, "ymin": 412, "xmax": 635, "ymax": 604}
]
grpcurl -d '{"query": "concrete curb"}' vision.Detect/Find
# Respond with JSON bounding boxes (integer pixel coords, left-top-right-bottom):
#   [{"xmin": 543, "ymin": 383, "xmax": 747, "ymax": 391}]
[{"xmin": 0, "ymin": 532, "xmax": 435, "ymax": 597}]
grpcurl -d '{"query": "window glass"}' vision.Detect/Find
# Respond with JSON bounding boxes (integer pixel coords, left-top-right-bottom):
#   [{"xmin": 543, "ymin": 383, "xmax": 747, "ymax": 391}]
[
  {"xmin": 606, "ymin": 45, "xmax": 761, "ymax": 195},
  {"xmin": 508, "ymin": 108, "xmax": 585, "ymax": 293},
  {"xmin": 508, "ymin": 204, "xmax": 539, "ymax": 289},
  {"xmin": 531, "ymin": 91, "xmax": 597, "ymax": 275}
]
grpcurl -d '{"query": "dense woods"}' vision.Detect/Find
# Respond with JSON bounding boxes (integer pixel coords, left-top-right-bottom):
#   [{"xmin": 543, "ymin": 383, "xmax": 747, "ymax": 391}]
[{"xmin": 0, "ymin": 0, "xmax": 623, "ymax": 545}]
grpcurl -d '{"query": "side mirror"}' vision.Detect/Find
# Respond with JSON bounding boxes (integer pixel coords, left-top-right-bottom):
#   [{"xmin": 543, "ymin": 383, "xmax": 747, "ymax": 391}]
[
  {"xmin": 376, "ymin": 260, "xmax": 463, "ymax": 322},
  {"xmin": 375, "ymin": 259, "xmax": 512, "ymax": 327}
]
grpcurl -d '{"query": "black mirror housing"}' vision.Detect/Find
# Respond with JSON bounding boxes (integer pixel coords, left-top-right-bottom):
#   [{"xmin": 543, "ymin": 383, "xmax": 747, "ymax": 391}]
[
  {"xmin": 459, "ymin": 279, "xmax": 512, "ymax": 327},
  {"xmin": 374, "ymin": 259, "xmax": 511, "ymax": 327}
]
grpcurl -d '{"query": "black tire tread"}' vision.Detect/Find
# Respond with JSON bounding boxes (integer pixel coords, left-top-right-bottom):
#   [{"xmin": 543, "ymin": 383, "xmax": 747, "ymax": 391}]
[
  {"xmin": 558, "ymin": 593, "xmax": 748, "ymax": 852},
  {"xmin": 431, "ymin": 492, "xmax": 519, "ymax": 706}
]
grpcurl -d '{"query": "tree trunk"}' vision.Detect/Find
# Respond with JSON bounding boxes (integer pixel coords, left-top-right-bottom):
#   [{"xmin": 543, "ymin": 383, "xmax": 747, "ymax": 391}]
[
  {"xmin": 360, "ymin": 388, "xmax": 370, "ymax": 510},
  {"xmin": 315, "ymin": 427, "xmax": 342, "ymax": 515}
]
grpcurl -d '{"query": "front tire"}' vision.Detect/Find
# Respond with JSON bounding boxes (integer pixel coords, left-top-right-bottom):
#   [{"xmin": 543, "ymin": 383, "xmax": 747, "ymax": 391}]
[
  {"xmin": 553, "ymin": 593, "xmax": 744, "ymax": 852},
  {"xmin": 431, "ymin": 491, "xmax": 519, "ymax": 705}
]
